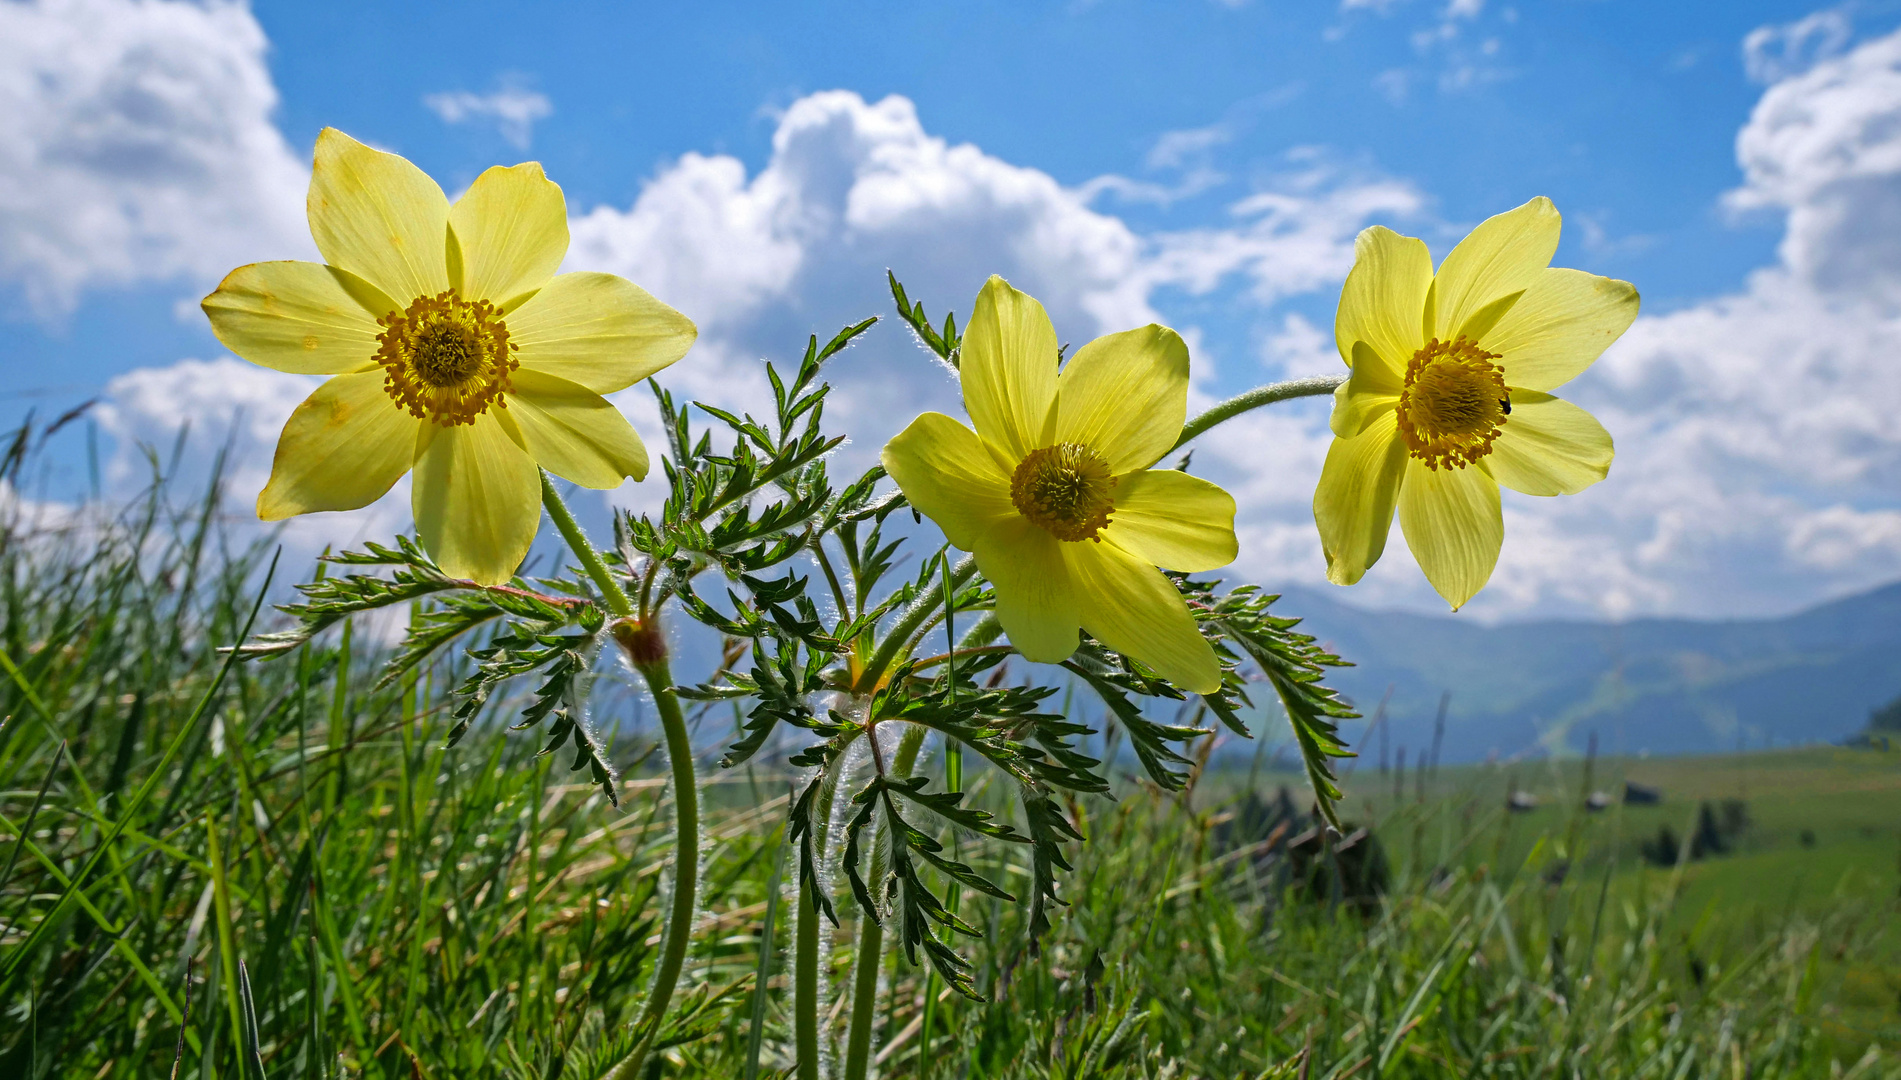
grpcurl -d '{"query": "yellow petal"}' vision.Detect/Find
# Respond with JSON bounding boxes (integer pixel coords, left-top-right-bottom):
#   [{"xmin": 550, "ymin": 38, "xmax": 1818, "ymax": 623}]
[
  {"xmin": 504, "ymin": 369, "xmax": 649, "ymax": 488},
  {"xmin": 1067, "ymin": 541, "xmax": 1221, "ymax": 693},
  {"xmin": 203, "ymin": 261, "xmax": 393, "ymax": 375},
  {"xmin": 1312, "ymin": 411, "xmax": 1408, "ymax": 586},
  {"xmin": 880, "ymin": 412, "xmax": 1016, "ymax": 553},
  {"xmin": 257, "ymin": 372, "xmax": 417, "ymax": 519},
  {"xmin": 1480, "ymin": 268, "xmax": 1639, "ymax": 391},
  {"xmin": 1485, "ymin": 391, "xmax": 1613, "ymax": 496},
  {"xmin": 961, "ymin": 276, "xmax": 1058, "ymax": 461},
  {"xmin": 1329, "ymin": 341, "xmax": 1402, "ymax": 438},
  {"xmin": 1431, "ymin": 197, "xmax": 1560, "ymax": 343},
  {"xmin": 1102, "ymin": 468, "xmax": 1236, "ymax": 573},
  {"xmin": 449, "ymin": 162, "xmax": 569, "ymax": 307},
  {"xmin": 307, "ymin": 128, "xmax": 451, "ymax": 304},
  {"xmin": 1397, "ymin": 457, "xmax": 1502, "ymax": 611},
  {"xmin": 976, "ymin": 518, "xmax": 1080, "ymax": 664},
  {"xmin": 508, "ymin": 272, "xmax": 697, "ymax": 394},
  {"xmin": 411, "ymin": 416, "xmax": 541, "ymax": 584},
  {"xmin": 1334, "ymin": 225, "xmax": 1432, "ymax": 377},
  {"xmin": 1052, "ymin": 324, "xmax": 1188, "ymax": 473}
]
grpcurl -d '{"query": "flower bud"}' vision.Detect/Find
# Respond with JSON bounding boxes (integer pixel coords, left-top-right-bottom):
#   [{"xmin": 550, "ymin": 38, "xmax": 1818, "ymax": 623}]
[{"xmin": 611, "ymin": 616, "xmax": 667, "ymax": 666}]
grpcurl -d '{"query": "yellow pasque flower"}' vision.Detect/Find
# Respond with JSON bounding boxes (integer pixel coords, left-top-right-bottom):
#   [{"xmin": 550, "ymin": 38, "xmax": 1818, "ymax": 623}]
[
  {"xmin": 203, "ymin": 129, "xmax": 696, "ymax": 584},
  {"xmin": 881, "ymin": 276, "xmax": 1237, "ymax": 693},
  {"xmin": 1315, "ymin": 197, "xmax": 1637, "ymax": 609}
]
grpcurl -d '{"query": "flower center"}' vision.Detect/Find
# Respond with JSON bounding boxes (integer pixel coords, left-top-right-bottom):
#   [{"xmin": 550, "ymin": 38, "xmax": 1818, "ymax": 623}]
[
  {"xmin": 375, "ymin": 290, "xmax": 519, "ymax": 426},
  {"xmin": 1395, "ymin": 336, "xmax": 1510, "ymax": 471},
  {"xmin": 1010, "ymin": 442, "xmax": 1116, "ymax": 542}
]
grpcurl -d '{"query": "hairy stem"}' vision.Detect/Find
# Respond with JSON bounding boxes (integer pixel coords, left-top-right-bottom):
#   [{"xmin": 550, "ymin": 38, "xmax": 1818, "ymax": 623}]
[
  {"xmin": 539, "ymin": 471, "xmax": 634, "ymax": 618},
  {"xmin": 858, "ymin": 556, "xmax": 976, "ymax": 693},
  {"xmin": 796, "ymin": 737, "xmax": 857, "ymax": 1079},
  {"xmin": 541, "ymin": 478, "xmax": 698, "ymax": 1080},
  {"xmin": 1171, "ymin": 374, "xmax": 1346, "ymax": 452},
  {"xmin": 842, "ymin": 725, "xmax": 928, "ymax": 1080}
]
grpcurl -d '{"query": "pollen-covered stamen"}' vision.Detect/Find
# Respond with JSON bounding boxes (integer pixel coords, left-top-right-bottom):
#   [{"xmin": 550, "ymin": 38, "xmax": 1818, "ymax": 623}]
[
  {"xmin": 1395, "ymin": 335, "xmax": 1511, "ymax": 471},
  {"xmin": 376, "ymin": 290, "xmax": 519, "ymax": 426},
  {"xmin": 1011, "ymin": 442, "xmax": 1116, "ymax": 542}
]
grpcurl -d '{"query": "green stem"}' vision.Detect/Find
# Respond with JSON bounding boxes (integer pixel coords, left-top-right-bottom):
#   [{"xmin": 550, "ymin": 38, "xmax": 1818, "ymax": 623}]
[
  {"xmin": 539, "ymin": 471, "xmax": 634, "ymax": 618},
  {"xmin": 796, "ymin": 739, "xmax": 856, "ymax": 1079},
  {"xmin": 858, "ymin": 556, "xmax": 976, "ymax": 693},
  {"xmin": 541, "ymin": 477, "xmax": 698, "ymax": 1080},
  {"xmin": 1170, "ymin": 374, "xmax": 1346, "ymax": 452},
  {"xmin": 842, "ymin": 725, "xmax": 928, "ymax": 1080}
]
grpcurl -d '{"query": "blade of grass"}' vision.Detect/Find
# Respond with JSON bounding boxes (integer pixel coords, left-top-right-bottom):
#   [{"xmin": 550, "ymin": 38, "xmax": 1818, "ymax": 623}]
[{"xmin": 0, "ymin": 550, "xmax": 279, "ymax": 996}]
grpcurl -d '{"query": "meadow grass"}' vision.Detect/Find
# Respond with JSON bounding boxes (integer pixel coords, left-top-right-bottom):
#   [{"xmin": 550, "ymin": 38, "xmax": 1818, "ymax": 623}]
[{"xmin": 2, "ymin": 461, "xmax": 1898, "ymax": 1078}]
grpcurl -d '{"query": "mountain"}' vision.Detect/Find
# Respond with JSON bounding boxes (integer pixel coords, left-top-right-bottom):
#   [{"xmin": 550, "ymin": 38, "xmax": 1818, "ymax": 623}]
[{"xmin": 1268, "ymin": 581, "xmax": 1901, "ymax": 763}]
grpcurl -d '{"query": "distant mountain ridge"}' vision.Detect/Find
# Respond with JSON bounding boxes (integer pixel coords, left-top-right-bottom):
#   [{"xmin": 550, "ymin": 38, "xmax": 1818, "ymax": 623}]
[{"xmin": 1270, "ymin": 580, "xmax": 1901, "ymax": 762}]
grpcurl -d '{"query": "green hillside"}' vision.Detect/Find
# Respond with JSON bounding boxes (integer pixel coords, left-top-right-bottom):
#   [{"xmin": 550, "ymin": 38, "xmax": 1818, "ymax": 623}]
[{"xmin": 1278, "ymin": 582, "xmax": 1901, "ymax": 762}]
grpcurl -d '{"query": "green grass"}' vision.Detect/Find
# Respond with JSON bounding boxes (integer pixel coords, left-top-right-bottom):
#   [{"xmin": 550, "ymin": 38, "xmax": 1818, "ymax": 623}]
[{"xmin": 2, "ymin": 466, "xmax": 1899, "ymax": 1077}]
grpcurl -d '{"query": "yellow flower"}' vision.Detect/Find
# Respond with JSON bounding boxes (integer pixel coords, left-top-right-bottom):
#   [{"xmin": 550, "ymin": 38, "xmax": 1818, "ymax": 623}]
[
  {"xmin": 202, "ymin": 129, "xmax": 696, "ymax": 584},
  {"xmin": 1314, "ymin": 197, "xmax": 1637, "ymax": 610},
  {"xmin": 881, "ymin": 276, "xmax": 1237, "ymax": 693}
]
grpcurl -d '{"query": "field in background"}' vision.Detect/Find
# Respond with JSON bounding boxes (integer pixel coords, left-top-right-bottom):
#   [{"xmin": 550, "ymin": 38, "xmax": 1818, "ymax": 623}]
[{"xmin": 2, "ymin": 469, "xmax": 1899, "ymax": 1078}]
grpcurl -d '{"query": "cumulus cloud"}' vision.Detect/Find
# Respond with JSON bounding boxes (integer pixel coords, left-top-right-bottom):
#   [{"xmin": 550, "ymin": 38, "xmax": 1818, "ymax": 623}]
[
  {"xmin": 424, "ymin": 80, "xmax": 553, "ymax": 150},
  {"xmin": 0, "ymin": 0, "xmax": 310, "ymax": 318},
  {"xmin": 49, "ymin": 9, "xmax": 1901, "ymax": 625},
  {"xmin": 564, "ymin": 90, "xmax": 1419, "ymax": 502},
  {"xmin": 1742, "ymin": 8, "xmax": 1852, "ymax": 84},
  {"xmin": 1493, "ymin": 22, "xmax": 1901, "ymax": 619},
  {"xmin": 92, "ymin": 358, "xmax": 410, "ymax": 557}
]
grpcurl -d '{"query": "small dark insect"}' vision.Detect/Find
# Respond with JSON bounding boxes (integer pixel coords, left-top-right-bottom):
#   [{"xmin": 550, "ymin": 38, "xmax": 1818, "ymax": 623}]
[{"xmin": 1500, "ymin": 398, "xmax": 1513, "ymax": 415}]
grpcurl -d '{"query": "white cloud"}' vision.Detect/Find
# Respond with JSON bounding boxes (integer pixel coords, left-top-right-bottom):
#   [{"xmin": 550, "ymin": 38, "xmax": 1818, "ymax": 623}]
[
  {"xmin": 1460, "ymin": 23, "xmax": 1901, "ymax": 619},
  {"xmin": 55, "ymin": 13, "xmax": 1901, "ymax": 625},
  {"xmin": 1742, "ymin": 8, "xmax": 1851, "ymax": 85},
  {"xmin": 93, "ymin": 357, "xmax": 411, "ymax": 560},
  {"xmin": 424, "ymin": 80, "xmax": 553, "ymax": 150},
  {"xmin": 559, "ymin": 93, "xmax": 1420, "ymax": 528},
  {"xmin": 0, "ymin": 0, "xmax": 310, "ymax": 318}
]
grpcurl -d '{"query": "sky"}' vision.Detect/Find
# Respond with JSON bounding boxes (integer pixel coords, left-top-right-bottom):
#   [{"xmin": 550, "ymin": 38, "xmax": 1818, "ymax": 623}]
[{"xmin": 4, "ymin": 0, "xmax": 1901, "ymax": 623}]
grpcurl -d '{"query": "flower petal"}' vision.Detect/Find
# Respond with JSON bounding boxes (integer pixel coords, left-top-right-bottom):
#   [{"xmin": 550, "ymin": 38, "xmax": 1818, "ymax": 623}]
[
  {"xmin": 1313, "ymin": 411, "xmax": 1409, "ymax": 586},
  {"xmin": 1485, "ymin": 391, "xmax": 1613, "ymax": 496},
  {"xmin": 1334, "ymin": 225, "xmax": 1433, "ymax": 377},
  {"xmin": 1431, "ymin": 197, "xmax": 1560, "ymax": 343},
  {"xmin": 880, "ymin": 412, "xmax": 1016, "ymax": 553},
  {"xmin": 203, "ymin": 261, "xmax": 393, "ymax": 374},
  {"xmin": 449, "ymin": 162, "xmax": 569, "ymax": 307},
  {"xmin": 411, "ymin": 416, "xmax": 541, "ymax": 584},
  {"xmin": 509, "ymin": 272, "xmax": 697, "ymax": 394},
  {"xmin": 1397, "ymin": 457, "xmax": 1502, "ymax": 611},
  {"xmin": 1102, "ymin": 468, "xmax": 1236, "ymax": 573},
  {"xmin": 1068, "ymin": 541, "xmax": 1221, "ymax": 693},
  {"xmin": 504, "ymin": 368, "xmax": 649, "ymax": 488},
  {"xmin": 1329, "ymin": 341, "xmax": 1402, "ymax": 438},
  {"xmin": 307, "ymin": 128, "xmax": 451, "ymax": 304},
  {"xmin": 976, "ymin": 519, "xmax": 1081, "ymax": 664},
  {"xmin": 257, "ymin": 372, "xmax": 416, "ymax": 519},
  {"xmin": 961, "ymin": 275, "xmax": 1058, "ymax": 461},
  {"xmin": 1480, "ymin": 268, "xmax": 1639, "ymax": 391},
  {"xmin": 1053, "ymin": 324, "xmax": 1188, "ymax": 473}
]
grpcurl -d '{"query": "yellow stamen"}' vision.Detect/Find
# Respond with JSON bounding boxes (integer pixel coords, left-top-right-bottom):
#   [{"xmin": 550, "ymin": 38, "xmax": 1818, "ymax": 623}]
[
  {"xmin": 1395, "ymin": 336, "xmax": 1510, "ymax": 471},
  {"xmin": 1011, "ymin": 442, "xmax": 1116, "ymax": 542},
  {"xmin": 375, "ymin": 290, "xmax": 519, "ymax": 426}
]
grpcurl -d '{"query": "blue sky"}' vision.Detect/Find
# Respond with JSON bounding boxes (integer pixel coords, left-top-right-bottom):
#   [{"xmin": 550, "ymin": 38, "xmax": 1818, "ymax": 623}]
[{"xmin": 5, "ymin": 0, "xmax": 1901, "ymax": 623}]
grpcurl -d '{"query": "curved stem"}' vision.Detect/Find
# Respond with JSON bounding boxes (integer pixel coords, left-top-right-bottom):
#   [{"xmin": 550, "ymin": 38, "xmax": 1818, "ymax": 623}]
[
  {"xmin": 1170, "ymin": 374, "xmax": 1346, "ymax": 453},
  {"xmin": 957, "ymin": 611, "xmax": 1002, "ymax": 650},
  {"xmin": 541, "ymin": 478, "xmax": 697, "ymax": 1080},
  {"xmin": 906, "ymin": 645, "xmax": 1015, "ymax": 674},
  {"xmin": 858, "ymin": 556, "xmax": 976, "ymax": 693},
  {"xmin": 842, "ymin": 725, "xmax": 928, "ymax": 1080},
  {"xmin": 796, "ymin": 734, "xmax": 858, "ymax": 1079},
  {"xmin": 539, "ymin": 471, "xmax": 634, "ymax": 618}
]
